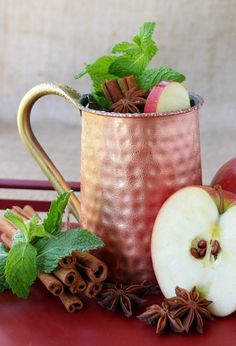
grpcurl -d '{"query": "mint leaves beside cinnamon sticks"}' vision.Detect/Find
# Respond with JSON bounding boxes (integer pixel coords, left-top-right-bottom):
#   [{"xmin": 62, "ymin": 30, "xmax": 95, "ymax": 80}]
[
  {"xmin": 0, "ymin": 192, "xmax": 104, "ymax": 298},
  {"xmin": 75, "ymin": 22, "xmax": 185, "ymax": 108}
]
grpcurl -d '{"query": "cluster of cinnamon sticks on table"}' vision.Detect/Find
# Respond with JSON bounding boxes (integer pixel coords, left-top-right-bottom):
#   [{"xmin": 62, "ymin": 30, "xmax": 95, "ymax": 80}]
[{"xmin": 0, "ymin": 205, "xmax": 108, "ymax": 312}]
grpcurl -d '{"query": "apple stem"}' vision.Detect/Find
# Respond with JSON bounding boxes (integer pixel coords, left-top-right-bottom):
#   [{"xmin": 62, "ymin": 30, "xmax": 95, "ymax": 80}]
[{"xmin": 213, "ymin": 184, "xmax": 225, "ymax": 214}]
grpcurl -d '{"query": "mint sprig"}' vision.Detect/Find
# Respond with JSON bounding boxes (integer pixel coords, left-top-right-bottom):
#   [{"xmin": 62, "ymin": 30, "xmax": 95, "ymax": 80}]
[
  {"xmin": 4, "ymin": 210, "xmax": 49, "ymax": 243},
  {"xmin": 75, "ymin": 22, "xmax": 186, "ymax": 107},
  {"xmin": 109, "ymin": 22, "xmax": 158, "ymax": 77},
  {"xmin": 43, "ymin": 190, "xmax": 71, "ymax": 235},
  {"xmin": 36, "ymin": 229, "xmax": 104, "ymax": 273},
  {"xmin": 0, "ymin": 191, "xmax": 104, "ymax": 298}
]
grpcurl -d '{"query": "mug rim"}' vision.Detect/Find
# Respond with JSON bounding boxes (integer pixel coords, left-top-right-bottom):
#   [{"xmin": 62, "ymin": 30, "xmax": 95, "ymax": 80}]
[{"xmin": 78, "ymin": 93, "xmax": 204, "ymax": 118}]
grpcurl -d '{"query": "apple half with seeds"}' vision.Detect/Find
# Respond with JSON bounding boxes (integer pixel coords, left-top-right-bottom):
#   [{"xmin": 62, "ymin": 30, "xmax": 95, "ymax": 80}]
[
  {"xmin": 151, "ymin": 185, "xmax": 236, "ymax": 316},
  {"xmin": 144, "ymin": 81, "xmax": 191, "ymax": 113}
]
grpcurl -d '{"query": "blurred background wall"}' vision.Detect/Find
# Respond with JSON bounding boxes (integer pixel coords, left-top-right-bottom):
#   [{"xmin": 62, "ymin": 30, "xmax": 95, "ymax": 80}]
[
  {"xmin": 1, "ymin": 0, "xmax": 236, "ymax": 126},
  {"xmin": 0, "ymin": 0, "xmax": 236, "ymax": 192}
]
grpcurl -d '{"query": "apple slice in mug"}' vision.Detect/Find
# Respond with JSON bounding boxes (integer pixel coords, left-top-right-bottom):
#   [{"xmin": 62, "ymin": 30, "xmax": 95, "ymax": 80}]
[
  {"xmin": 144, "ymin": 81, "xmax": 191, "ymax": 113},
  {"xmin": 151, "ymin": 185, "xmax": 236, "ymax": 316}
]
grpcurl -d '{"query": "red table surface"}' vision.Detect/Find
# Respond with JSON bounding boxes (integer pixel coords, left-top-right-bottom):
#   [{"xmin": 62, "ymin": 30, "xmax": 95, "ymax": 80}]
[
  {"xmin": 0, "ymin": 281, "xmax": 236, "ymax": 346},
  {"xmin": 1, "ymin": 180, "xmax": 236, "ymax": 345}
]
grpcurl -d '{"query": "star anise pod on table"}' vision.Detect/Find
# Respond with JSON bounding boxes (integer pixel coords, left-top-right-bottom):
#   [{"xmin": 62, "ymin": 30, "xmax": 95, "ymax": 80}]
[
  {"xmin": 98, "ymin": 282, "xmax": 147, "ymax": 317},
  {"xmin": 109, "ymin": 87, "xmax": 148, "ymax": 113},
  {"xmin": 166, "ymin": 286, "xmax": 214, "ymax": 334},
  {"xmin": 137, "ymin": 301, "xmax": 184, "ymax": 335}
]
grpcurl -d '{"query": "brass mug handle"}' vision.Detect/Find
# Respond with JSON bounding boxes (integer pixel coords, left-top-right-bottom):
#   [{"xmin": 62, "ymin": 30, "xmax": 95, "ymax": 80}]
[{"xmin": 17, "ymin": 83, "xmax": 81, "ymax": 221}]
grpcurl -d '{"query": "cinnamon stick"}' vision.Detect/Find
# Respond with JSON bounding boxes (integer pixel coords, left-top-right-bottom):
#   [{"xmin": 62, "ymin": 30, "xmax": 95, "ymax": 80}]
[
  {"xmin": 102, "ymin": 80, "xmax": 123, "ymax": 103},
  {"xmin": 69, "ymin": 271, "xmax": 87, "ymax": 294},
  {"xmin": 59, "ymin": 292, "xmax": 83, "ymax": 312},
  {"xmin": 38, "ymin": 272, "xmax": 64, "ymax": 296},
  {"xmin": 59, "ymin": 254, "xmax": 77, "ymax": 269},
  {"xmin": 0, "ymin": 233, "xmax": 13, "ymax": 248},
  {"xmin": 0, "ymin": 205, "xmax": 109, "ymax": 313},
  {"xmin": 75, "ymin": 252, "xmax": 108, "ymax": 283},
  {"xmin": 53, "ymin": 267, "xmax": 78, "ymax": 286},
  {"xmin": 0, "ymin": 219, "xmax": 17, "ymax": 238},
  {"xmin": 23, "ymin": 205, "xmax": 37, "ymax": 219},
  {"xmin": 120, "ymin": 75, "xmax": 138, "ymax": 94},
  {"xmin": 84, "ymin": 280, "xmax": 103, "ymax": 299},
  {"xmin": 12, "ymin": 206, "xmax": 32, "ymax": 221},
  {"xmin": 0, "ymin": 215, "xmax": 65, "ymax": 295}
]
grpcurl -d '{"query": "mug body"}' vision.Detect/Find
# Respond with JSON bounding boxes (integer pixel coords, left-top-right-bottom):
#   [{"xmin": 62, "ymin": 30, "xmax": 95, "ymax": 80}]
[{"xmin": 79, "ymin": 95, "xmax": 203, "ymax": 283}]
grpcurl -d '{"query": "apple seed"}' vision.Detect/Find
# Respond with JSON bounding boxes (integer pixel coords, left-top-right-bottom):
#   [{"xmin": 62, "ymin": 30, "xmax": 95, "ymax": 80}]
[
  {"xmin": 197, "ymin": 240, "xmax": 207, "ymax": 249},
  {"xmin": 211, "ymin": 240, "xmax": 221, "ymax": 256},
  {"xmin": 198, "ymin": 248, "xmax": 207, "ymax": 257},
  {"xmin": 190, "ymin": 247, "xmax": 201, "ymax": 259}
]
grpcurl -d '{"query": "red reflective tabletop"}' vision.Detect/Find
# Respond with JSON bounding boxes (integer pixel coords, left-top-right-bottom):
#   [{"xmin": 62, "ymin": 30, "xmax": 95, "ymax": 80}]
[
  {"xmin": 0, "ymin": 281, "xmax": 236, "ymax": 346},
  {"xmin": 1, "ymin": 182, "xmax": 236, "ymax": 346}
]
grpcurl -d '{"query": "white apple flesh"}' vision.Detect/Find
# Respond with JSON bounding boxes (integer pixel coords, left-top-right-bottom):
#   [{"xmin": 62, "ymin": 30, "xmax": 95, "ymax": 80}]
[
  {"xmin": 151, "ymin": 185, "xmax": 236, "ymax": 316},
  {"xmin": 144, "ymin": 81, "xmax": 191, "ymax": 113}
]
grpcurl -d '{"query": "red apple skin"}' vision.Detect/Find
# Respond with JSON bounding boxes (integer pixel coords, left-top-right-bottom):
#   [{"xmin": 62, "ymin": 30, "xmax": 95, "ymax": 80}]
[
  {"xmin": 144, "ymin": 81, "xmax": 170, "ymax": 113},
  {"xmin": 202, "ymin": 185, "xmax": 236, "ymax": 211},
  {"xmin": 211, "ymin": 158, "xmax": 236, "ymax": 195}
]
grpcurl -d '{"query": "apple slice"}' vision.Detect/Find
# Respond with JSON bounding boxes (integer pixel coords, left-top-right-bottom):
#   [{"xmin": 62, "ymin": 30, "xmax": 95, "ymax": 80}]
[
  {"xmin": 211, "ymin": 158, "xmax": 236, "ymax": 194},
  {"xmin": 144, "ymin": 81, "xmax": 191, "ymax": 113},
  {"xmin": 151, "ymin": 185, "xmax": 236, "ymax": 316}
]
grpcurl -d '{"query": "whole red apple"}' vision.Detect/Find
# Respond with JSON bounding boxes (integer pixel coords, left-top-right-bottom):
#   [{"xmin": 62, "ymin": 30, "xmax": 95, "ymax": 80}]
[{"xmin": 211, "ymin": 158, "xmax": 236, "ymax": 194}]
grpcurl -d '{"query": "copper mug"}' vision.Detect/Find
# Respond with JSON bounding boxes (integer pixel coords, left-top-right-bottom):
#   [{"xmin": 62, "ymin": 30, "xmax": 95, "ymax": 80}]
[{"xmin": 17, "ymin": 83, "xmax": 203, "ymax": 283}]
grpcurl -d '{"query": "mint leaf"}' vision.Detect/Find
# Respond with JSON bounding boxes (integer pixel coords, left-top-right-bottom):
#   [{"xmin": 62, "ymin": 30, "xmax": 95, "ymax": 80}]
[
  {"xmin": 43, "ymin": 191, "xmax": 71, "ymax": 235},
  {"xmin": 36, "ymin": 229, "xmax": 104, "ymax": 273},
  {"xmin": 137, "ymin": 66, "xmax": 186, "ymax": 90},
  {"xmin": 4, "ymin": 210, "xmax": 27, "ymax": 240},
  {"xmin": 26, "ymin": 214, "xmax": 47, "ymax": 240},
  {"xmin": 5, "ymin": 242, "xmax": 37, "ymax": 298},
  {"xmin": 91, "ymin": 92, "xmax": 112, "ymax": 109},
  {"xmin": 135, "ymin": 22, "xmax": 156, "ymax": 42},
  {"xmin": 75, "ymin": 56, "xmax": 118, "ymax": 92},
  {"xmin": 112, "ymin": 41, "xmax": 137, "ymax": 54},
  {"xmin": 0, "ymin": 276, "xmax": 9, "ymax": 293},
  {"xmin": 109, "ymin": 22, "xmax": 158, "ymax": 77},
  {"xmin": 12, "ymin": 231, "xmax": 27, "ymax": 245},
  {"xmin": 0, "ymin": 243, "xmax": 8, "ymax": 275}
]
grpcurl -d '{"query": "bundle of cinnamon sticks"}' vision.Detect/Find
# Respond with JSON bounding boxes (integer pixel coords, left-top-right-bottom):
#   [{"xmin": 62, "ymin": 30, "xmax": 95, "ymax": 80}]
[{"xmin": 0, "ymin": 205, "xmax": 108, "ymax": 312}]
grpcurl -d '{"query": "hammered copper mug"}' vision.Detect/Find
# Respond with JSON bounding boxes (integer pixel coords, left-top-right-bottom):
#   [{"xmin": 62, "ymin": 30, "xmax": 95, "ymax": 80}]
[{"xmin": 17, "ymin": 83, "xmax": 203, "ymax": 283}]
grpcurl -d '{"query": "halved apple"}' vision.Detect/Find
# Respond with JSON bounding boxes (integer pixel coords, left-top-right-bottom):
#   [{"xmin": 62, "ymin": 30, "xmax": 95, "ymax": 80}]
[
  {"xmin": 144, "ymin": 81, "xmax": 191, "ymax": 113},
  {"xmin": 151, "ymin": 185, "xmax": 236, "ymax": 316}
]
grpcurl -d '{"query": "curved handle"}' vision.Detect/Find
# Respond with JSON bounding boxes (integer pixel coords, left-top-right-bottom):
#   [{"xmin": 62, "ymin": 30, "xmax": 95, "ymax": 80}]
[{"xmin": 17, "ymin": 83, "xmax": 81, "ymax": 221}]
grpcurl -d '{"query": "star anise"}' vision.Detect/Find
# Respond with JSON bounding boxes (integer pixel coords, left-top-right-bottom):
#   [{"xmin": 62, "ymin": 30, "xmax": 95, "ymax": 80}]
[
  {"xmin": 141, "ymin": 280, "xmax": 161, "ymax": 296},
  {"xmin": 167, "ymin": 286, "xmax": 214, "ymax": 334},
  {"xmin": 109, "ymin": 87, "xmax": 148, "ymax": 113},
  {"xmin": 137, "ymin": 301, "xmax": 184, "ymax": 335},
  {"xmin": 98, "ymin": 282, "xmax": 147, "ymax": 317}
]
